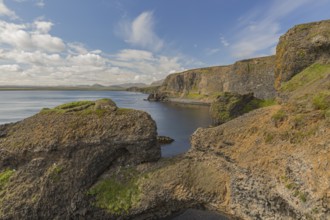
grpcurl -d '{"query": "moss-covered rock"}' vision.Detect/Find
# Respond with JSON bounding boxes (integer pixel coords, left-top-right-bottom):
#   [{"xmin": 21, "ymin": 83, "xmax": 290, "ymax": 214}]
[
  {"xmin": 275, "ymin": 20, "xmax": 330, "ymax": 88},
  {"xmin": 0, "ymin": 98, "xmax": 160, "ymax": 219},
  {"xmin": 209, "ymin": 92, "xmax": 275, "ymax": 125}
]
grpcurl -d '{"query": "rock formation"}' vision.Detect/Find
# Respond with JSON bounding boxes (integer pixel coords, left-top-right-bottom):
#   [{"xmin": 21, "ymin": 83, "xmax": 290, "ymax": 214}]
[
  {"xmin": 210, "ymin": 92, "xmax": 256, "ymax": 125},
  {"xmin": 0, "ymin": 99, "xmax": 160, "ymax": 219},
  {"xmin": 155, "ymin": 55, "xmax": 275, "ymax": 100},
  {"xmin": 275, "ymin": 19, "xmax": 330, "ymax": 88}
]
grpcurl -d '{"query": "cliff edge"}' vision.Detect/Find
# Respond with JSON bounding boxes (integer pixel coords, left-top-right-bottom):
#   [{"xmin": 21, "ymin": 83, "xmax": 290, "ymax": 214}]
[{"xmin": 158, "ymin": 55, "xmax": 275, "ymax": 101}]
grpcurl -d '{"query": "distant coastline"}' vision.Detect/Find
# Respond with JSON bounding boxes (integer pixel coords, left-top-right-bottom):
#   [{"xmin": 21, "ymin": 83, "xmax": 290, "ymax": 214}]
[{"xmin": 0, "ymin": 85, "xmax": 130, "ymax": 91}]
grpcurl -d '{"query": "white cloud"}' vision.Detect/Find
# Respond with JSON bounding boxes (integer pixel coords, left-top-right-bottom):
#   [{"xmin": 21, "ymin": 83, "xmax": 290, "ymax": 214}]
[
  {"xmin": 0, "ymin": 64, "xmax": 22, "ymax": 72},
  {"xmin": 0, "ymin": 4, "xmax": 191, "ymax": 86},
  {"xmin": 230, "ymin": 0, "xmax": 313, "ymax": 59},
  {"xmin": 0, "ymin": 18, "xmax": 186, "ymax": 86},
  {"xmin": 120, "ymin": 11, "xmax": 164, "ymax": 51},
  {"xmin": 0, "ymin": 0, "xmax": 18, "ymax": 19},
  {"xmin": 0, "ymin": 20, "xmax": 65, "ymax": 53},
  {"xmin": 220, "ymin": 36, "xmax": 229, "ymax": 47},
  {"xmin": 34, "ymin": 20, "xmax": 53, "ymax": 33}
]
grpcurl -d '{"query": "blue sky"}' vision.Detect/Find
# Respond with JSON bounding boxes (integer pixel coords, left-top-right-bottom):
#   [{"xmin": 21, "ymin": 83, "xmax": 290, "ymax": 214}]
[{"xmin": 0, "ymin": 0, "xmax": 329, "ymax": 86}]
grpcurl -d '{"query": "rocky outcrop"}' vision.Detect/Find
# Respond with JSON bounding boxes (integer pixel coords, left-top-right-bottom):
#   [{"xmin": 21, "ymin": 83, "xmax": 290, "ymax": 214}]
[
  {"xmin": 210, "ymin": 93, "xmax": 255, "ymax": 125},
  {"xmin": 157, "ymin": 136, "xmax": 174, "ymax": 145},
  {"xmin": 0, "ymin": 99, "xmax": 160, "ymax": 219},
  {"xmin": 157, "ymin": 56, "xmax": 275, "ymax": 100},
  {"xmin": 275, "ymin": 19, "xmax": 330, "ymax": 88},
  {"xmin": 147, "ymin": 91, "xmax": 168, "ymax": 102}
]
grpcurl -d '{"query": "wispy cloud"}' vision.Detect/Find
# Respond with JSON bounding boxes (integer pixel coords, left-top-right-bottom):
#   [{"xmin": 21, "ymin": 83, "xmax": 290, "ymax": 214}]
[
  {"xmin": 35, "ymin": 0, "xmax": 45, "ymax": 8},
  {"xmin": 220, "ymin": 36, "xmax": 229, "ymax": 47},
  {"xmin": 230, "ymin": 0, "xmax": 314, "ymax": 59},
  {"xmin": 119, "ymin": 11, "xmax": 164, "ymax": 51},
  {"xmin": 0, "ymin": 0, "xmax": 18, "ymax": 19},
  {"xmin": 205, "ymin": 48, "xmax": 221, "ymax": 55}
]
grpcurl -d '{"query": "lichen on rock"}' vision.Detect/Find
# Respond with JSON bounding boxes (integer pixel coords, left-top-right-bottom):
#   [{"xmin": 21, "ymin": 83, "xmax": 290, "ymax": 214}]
[{"xmin": 0, "ymin": 98, "xmax": 160, "ymax": 219}]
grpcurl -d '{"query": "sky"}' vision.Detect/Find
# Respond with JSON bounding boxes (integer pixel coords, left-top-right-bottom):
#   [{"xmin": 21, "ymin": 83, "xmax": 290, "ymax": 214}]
[{"xmin": 0, "ymin": 0, "xmax": 329, "ymax": 86}]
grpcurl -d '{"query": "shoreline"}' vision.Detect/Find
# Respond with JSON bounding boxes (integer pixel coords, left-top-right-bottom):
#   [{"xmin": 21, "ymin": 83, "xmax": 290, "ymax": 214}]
[{"xmin": 167, "ymin": 98, "xmax": 211, "ymax": 106}]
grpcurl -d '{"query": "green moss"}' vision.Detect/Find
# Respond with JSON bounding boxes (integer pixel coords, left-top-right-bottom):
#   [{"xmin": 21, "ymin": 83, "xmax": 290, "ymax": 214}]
[
  {"xmin": 116, "ymin": 108, "xmax": 133, "ymax": 115},
  {"xmin": 281, "ymin": 63, "xmax": 330, "ymax": 92},
  {"xmin": 40, "ymin": 100, "xmax": 95, "ymax": 114},
  {"xmin": 48, "ymin": 164, "xmax": 63, "ymax": 182},
  {"xmin": 286, "ymin": 182, "xmax": 298, "ymax": 190},
  {"xmin": 88, "ymin": 177, "xmax": 140, "ymax": 215},
  {"xmin": 299, "ymin": 192, "xmax": 307, "ymax": 203},
  {"xmin": 312, "ymin": 92, "xmax": 330, "ymax": 110},
  {"xmin": 297, "ymin": 49, "xmax": 306, "ymax": 58},
  {"xmin": 0, "ymin": 169, "xmax": 15, "ymax": 191},
  {"xmin": 79, "ymin": 109, "xmax": 107, "ymax": 118},
  {"xmin": 185, "ymin": 92, "xmax": 205, "ymax": 99},
  {"xmin": 243, "ymin": 99, "xmax": 276, "ymax": 113},
  {"xmin": 55, "ymin": 101, "xmax": 94, "ymax": 110},
  {"xmin": 264, "ymin": 132, "xmax": 275, "ymax": 144}
]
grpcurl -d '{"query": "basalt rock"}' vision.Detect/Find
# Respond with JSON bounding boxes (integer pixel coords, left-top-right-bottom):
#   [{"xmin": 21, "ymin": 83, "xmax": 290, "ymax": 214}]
[
  {"xmin": 157, "ymin": 136, "xmax": 174, "ymax": 145},
  {"xmin": 156, "ymin": 55, "xmax": 275, "ymax": 100},
  {"xmin": 275, "ymin": 19, "xmax": 330, "ymax": 88},
  {"xmin": 147, "ymin": 92, "xmax": 168, "ymax": 102},
  {"xmin": 0, "ymin": 99, "xmax": 160, "ymax": 219},
  {"xmin": 209, "ymin": 92, "xmax": 255, "ymax": 125}
]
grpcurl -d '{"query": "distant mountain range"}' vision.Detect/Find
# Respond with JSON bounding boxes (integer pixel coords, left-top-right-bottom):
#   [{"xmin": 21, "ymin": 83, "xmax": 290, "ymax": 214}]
[{"xmin": 0, "ymin": 82, "xmax": 150, "ymax": 91}]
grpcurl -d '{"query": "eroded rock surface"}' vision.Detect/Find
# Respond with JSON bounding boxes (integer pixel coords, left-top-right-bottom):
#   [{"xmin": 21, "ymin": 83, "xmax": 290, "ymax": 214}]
[
  {"xmin": 0, "ymin": 99, "xmax": 160, "ymax": 219},
  {"xmin": 275, "ymin": 19, "xmax": 330, "ymax": 88}
]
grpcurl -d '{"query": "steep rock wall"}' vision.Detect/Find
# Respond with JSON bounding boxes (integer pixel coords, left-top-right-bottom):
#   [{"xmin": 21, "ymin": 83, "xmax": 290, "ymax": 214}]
[
  {"xmin": 275, "ymin": 19, "xmax": 330, "ymax": 88},
  {"xmin": 159, "ymin": 56, "xmax": 275, "ymax": 100}
]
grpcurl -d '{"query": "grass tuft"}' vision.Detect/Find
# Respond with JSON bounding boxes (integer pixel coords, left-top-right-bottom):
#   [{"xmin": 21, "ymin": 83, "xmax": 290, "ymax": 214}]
[
  {"xmin": 0, "ymin": 169, "xmax": 15, "ymax": 191},
  {"xmin": 88, "ymin": 177, "xmax": 140, "ymax": 214},
  {"xmin": 312, "ymin": 92, "xmax": 330, "ymax": 110}
]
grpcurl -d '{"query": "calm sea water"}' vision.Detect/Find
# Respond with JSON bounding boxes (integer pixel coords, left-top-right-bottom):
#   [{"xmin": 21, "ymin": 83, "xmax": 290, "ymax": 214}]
[{"xmin": 0, "ymin": 91, "xmax": 211, "ymax": 157}]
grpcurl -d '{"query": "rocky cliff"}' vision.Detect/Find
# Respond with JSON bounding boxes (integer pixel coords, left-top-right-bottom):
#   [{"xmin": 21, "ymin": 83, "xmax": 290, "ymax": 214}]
[
  {"xmin": 158, "ymin": 56, "xmax": 275, "ymax": 100},
  {"xmin": 0, "ymin": 99, "xmax": 160, "ymax": 219},
  {"xmin": 275, "ymin": 19, "xmax": 330, "ymax": 89},
  {"xmin": 105, "ymin": 61, "xmax": 329, "ymax": 220}
]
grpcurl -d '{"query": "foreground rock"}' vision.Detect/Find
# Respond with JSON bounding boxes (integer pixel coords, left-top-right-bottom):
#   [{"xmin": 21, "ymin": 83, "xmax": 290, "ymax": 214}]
[{"xmin": 0, "ymin": 99, "xmax": 160, "ymax": 219}]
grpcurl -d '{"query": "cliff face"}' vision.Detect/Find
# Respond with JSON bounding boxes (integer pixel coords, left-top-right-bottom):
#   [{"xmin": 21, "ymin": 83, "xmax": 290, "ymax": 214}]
[
  {"xmin": 275, "ymin": 20, "xmax": 330, "ymax": 88},
  {"xmin": 0, "ymin": 99, "xmax": 160, "ymax": 219},
  {"xmin": 159, "ymin": 56, "xmax": 275, "ymax": 100}
]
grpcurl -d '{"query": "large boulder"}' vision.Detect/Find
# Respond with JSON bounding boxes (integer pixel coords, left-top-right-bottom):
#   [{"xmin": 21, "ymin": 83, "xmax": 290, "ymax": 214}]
[
  {"xmin": 275, "ymin": 19, "xmax": 330, "ymax": 88},
  {"xmin": 0, "ymin": 99, "xmax": 160, "ymax": 219}
]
